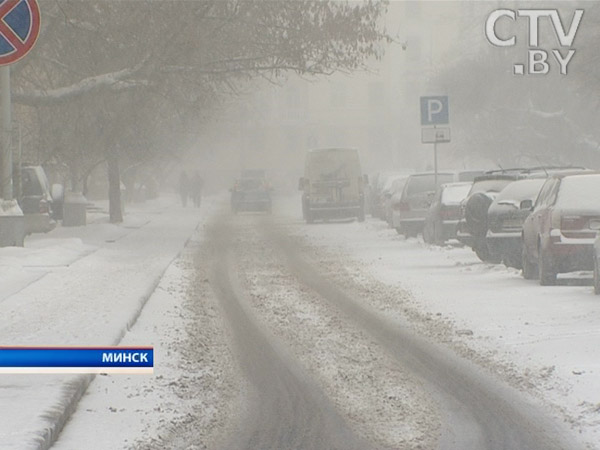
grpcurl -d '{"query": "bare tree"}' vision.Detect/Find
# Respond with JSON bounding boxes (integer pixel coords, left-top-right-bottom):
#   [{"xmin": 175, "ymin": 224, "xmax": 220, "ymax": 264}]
[{"xmin": 10, "ymin": 0, "xmax": 389, "ymax": 222}]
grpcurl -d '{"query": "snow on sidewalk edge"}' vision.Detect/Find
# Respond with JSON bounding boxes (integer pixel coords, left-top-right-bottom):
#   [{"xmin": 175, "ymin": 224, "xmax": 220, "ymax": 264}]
[{"xmin": 30, "ymin": 226, "xmax": 199, "ymax": 450}]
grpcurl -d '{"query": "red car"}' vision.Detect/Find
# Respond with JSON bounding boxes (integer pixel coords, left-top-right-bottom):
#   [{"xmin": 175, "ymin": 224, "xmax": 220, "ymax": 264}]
[{"xmin": 521, "ymin": 173, "xmax": 600, "ymax": 285}]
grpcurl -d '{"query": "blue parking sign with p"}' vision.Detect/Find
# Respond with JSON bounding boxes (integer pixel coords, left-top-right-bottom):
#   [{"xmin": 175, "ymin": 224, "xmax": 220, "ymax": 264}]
[{"xmin": 420, "ymin": 96, "xmax": 449, "ymax": 125}]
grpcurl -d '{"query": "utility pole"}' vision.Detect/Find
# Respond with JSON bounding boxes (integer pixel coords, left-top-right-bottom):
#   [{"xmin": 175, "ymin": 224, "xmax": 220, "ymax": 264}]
[{"xmin": 1, "ymin": 66, "xmax": 11, "ymax": 200}]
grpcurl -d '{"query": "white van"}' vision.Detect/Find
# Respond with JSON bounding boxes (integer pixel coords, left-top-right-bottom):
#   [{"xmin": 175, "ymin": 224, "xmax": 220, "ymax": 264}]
[{"xmin": 299, "ymin": 148, "xmax": 366, "ymax": 223}]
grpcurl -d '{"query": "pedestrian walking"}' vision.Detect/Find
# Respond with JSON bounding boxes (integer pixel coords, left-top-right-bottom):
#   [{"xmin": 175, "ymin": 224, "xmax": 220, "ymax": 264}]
[
  {"xmin": 179, "ymin": 171, "xmax": 189, "ymax": 207},
  {"xmin": 190, "ymin": 171, "xmax": 204, "ymax": 208}
]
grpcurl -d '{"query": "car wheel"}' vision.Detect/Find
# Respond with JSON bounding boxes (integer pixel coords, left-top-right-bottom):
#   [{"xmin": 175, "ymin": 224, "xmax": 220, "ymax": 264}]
[
  {"xmin": 521, "ymin": 244, "xmax": 538, "ymax": 279},
  {"xmin": 473, "ymin": 243, "xmax": 490, "ymax": 262},
  {"xmin": 433, "ymin": 221, "xmax": 444, "ymax": 245},
  {"xmin": 594, "ymin": 257, "xmax": 600, "ymax": 295},
  {"xmin": 473, "ymin": 239, "xmax": 501, "ymax": 263},
  {"xmin": 504, "ymin": 248, "xmax": 522, "ymax": 270},
  {"xmin": 504, "ymin": 253, "xmax": 522, "ymax": 270},
  {"xmin": 538, "ymin": 244, "xmax": 557, "ymax": 286}
]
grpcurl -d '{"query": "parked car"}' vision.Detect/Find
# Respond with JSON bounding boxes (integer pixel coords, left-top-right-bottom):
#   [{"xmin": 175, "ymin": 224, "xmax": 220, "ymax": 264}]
[
  {"xmin": 423, "ymin": 182, "xmax": 472, "ymax": 244},
  {"xmin": 369, "ymin": 171, "xmax": 409, "ymax": 220},
  {"xmin": 392, "ymin": 171, "xmax": 457, "ymax": 237},
  {"xmin": 486, "ymin": 178, "xmax": 547, "ymax": 268},
  {"xmin": 521, "ymin": 173, "xmax": 600, "ymax": 285},
  {"xmin": 367, "ymin": 172, "xmax": 384, "ymax": 218},
  {"xmin": 383, "ymin": 176, "xmax": 409, "ymax": 226},
  {"xmin": 230, "ymin": 176, "xmax": 272, "ymax": 213},
  {"xmin": 18, "ymin": 165, "xmax": 60, "ymax": 235},
  {"xmin": 299, "ymin": 148, "xmax": 366, "ymax": 223}
]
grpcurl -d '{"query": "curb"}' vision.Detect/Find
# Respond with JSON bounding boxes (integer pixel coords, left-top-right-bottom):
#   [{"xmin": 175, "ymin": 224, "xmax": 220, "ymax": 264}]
[{"xmin": 31, "ymin": 221, "xmax": 202, "ymax": 450}]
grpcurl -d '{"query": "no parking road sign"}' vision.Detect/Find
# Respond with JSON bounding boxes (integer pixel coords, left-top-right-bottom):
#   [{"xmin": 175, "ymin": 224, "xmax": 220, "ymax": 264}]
[{"xmin": 0, "ymin": 0, "xmax": 40, "ymax": 66}]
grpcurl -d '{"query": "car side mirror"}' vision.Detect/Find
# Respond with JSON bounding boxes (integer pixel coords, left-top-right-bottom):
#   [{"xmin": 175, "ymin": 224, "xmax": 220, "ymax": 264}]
[
  {"xmin": 520, "ymin": 199, "xmax": 533, "ymax": 210},
  {"xmin": 51, "ymin": 184, "xmax": 64, "ymax": 203},
  {"xmin": 298, "ymin": 177, "xmax": 305, "ymax": 191}
]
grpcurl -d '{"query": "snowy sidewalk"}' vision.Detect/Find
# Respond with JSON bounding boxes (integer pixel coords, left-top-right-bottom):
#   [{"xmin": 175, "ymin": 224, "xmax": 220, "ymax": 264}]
[{"xmin": 0, "ymin": 195, "xmax": 205, "ymax": 450}]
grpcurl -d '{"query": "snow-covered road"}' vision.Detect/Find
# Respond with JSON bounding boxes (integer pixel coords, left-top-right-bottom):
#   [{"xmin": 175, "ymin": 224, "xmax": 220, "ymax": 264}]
[{"xmin": 44, "ymin": 196, "xmax": 600, "ymax": 449}]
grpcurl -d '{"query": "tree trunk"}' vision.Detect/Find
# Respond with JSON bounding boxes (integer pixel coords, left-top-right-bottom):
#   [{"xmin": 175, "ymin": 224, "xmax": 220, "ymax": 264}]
[
  {"xmin": 70, "ymin": 165, "xmax": 81, "ymax": 193},
  {"xmin": 107, "ymin": 151, "xmax": 123, "ymax": 223}
]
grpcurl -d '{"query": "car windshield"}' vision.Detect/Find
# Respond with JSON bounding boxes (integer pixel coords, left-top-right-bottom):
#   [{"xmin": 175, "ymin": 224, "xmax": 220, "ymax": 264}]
[
  {"xmin": 457, "ymin": 171, "xmax": 483, "ymax": 182},
  {"xmin": 391, "ymin": 178, "xmax": 407, "ymax": 194},
  {"xmin": 469, "ymin": 179, "xmax": 514, "ymax": 196},
  {"xmin": 441, "ymin": 183, "xmax": 472, "ymax": 204},
  {"xmin": 494, "ymin": 179, "xmax": 546, "ymax": 203},
  {"xmin": 556, "ymin": 175, "xmax": 600, "ymax": 209},
  {"xmin": 238, "ymin": 178, "xmax": 264, "ymax": 190},
  {"xmin": 406, "ymin": 174, "xmax": 454, "ymax": 195}
]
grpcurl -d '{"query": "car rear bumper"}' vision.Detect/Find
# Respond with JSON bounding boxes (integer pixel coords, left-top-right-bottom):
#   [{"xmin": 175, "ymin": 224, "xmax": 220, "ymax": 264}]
[
  {"xmin": 439, "ymin": 219, "xmax": 460, "ymax": 240},
  {"xmin": 395, "ymin": 217, "xmax": 425, "ymax": 234},
  {"xmin": 392, "ymin": 211, "xmax": 426, "ymax": 229},
  {"xmin": 548, "ymin": 238, "xmax": 595, "ymax": 272},
  {"xmin": 307, "ymin": 203, "xmax": 362, "ymax": 219},
  {"xmin": 486, "ymin": 230, "xmax": 521, "ymax": 257}
]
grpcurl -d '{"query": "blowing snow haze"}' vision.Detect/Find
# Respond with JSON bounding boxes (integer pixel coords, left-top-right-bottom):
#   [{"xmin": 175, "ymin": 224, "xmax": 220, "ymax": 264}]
[{"xmin": 2, "ymin": 1, "xmax": 600, "ymax": 450}]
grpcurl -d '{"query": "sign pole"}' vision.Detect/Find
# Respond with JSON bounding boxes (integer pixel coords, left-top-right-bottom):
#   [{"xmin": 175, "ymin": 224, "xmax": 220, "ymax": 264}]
[
  {"xmin": 420, "ymin": 96, "xmax": 449, "ymax": 191},
  {"xmin": 433, "ymin": 125, "xmax": 438, "ymax": 189},
  {"xmin": 0, "ymin": 0, "xmax": 41, "ymax": 247},
  {"xmin": 1, "ymin": 65, "xmax": 11, "ymax": 200}
]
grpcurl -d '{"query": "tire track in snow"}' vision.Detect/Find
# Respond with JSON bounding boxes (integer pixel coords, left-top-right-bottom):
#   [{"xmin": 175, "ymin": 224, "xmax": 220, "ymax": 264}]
[{"xmin": 207, "ymin": 217, "xmax": 374, "ymax": 450}]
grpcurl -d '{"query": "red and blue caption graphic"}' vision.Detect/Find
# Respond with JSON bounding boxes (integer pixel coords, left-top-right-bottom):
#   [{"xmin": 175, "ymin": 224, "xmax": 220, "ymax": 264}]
[{"xmin": 0, "ymin": 0, "xmax": 40, "ymax": 66}]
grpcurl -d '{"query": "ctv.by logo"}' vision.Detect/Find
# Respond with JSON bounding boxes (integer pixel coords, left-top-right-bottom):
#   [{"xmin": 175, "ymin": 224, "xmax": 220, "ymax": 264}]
[{"xmin": 485, "ymin": 9, "xmax": 584, "ymax": 75}]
